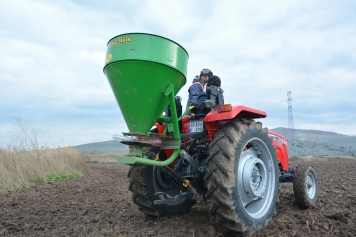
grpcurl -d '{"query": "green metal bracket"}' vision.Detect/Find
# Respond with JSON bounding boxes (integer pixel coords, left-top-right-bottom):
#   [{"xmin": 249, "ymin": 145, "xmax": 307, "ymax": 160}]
[
  {"xmin": 163, "ymin": 83, "xmax": 175, "ymax": 97},
  {"xmin": 117, "ymin": 149, "xmax": 180, "ymax": 166},
  {"xmin": 166, "ymin": 123, "xmax": 174, "ymax": 133},
  {"xmin": 158, "ymin": 117, "xmax": 172, "ymax": 123},
  {"xmin": 128, "ymin": 145, "xmax": 143, "ymax": 156},
  {"xmin": 167, "ymin": 84, "xmax": 180, "ymax": 139}
]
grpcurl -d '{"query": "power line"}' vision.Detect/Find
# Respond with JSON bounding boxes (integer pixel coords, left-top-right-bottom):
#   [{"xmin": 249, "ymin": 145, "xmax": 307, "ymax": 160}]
[{"xmin": 287, "ymin": 91, "xmax": 298, "ymax": 157}]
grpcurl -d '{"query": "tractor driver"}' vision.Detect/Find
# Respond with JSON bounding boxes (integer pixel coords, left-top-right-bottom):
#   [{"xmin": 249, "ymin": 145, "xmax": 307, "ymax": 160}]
[
  {"xmin": 186, "ymin": 68, "xmax": 213, "ymax": 117},
  {"xmin": 190, "ymin": 75, "xmax": 222, "ymax": 116}
]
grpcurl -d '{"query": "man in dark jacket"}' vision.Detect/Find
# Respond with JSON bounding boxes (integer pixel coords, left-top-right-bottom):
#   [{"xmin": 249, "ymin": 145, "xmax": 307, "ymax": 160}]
[
  {"xmin": 186, "ymin": 68, "xmax": 213, "ymax": 116},
  {"xmin": 191, "ymin": 75, "xmax": 222, "ymax": 115}
]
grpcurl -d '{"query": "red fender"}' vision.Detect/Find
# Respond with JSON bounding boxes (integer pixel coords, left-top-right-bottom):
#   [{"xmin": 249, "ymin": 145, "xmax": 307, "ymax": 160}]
[
  {"xmin": 204, "ymin": 105, "xmax": 267, "ymax": 141},
  {"xmin": 268, "ymin": 131, "xmax": 289, "ymax": 171}
]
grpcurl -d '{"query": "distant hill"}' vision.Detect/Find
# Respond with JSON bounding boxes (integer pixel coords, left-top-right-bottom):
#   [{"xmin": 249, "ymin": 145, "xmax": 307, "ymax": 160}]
[
  {"xmin": 270, "ymin": 127, "xmax": 348, "ymax": 142},
  {"xmin": 74, "ymin": 128, "xmax": 356, "ymax": 157},
  {"xmin": 270, "ymin": 127, "xmax": 356, "ymax": 157},
  {"xmin": 74, "ymin": 140, "xmax": 128, "ymax": 154}
]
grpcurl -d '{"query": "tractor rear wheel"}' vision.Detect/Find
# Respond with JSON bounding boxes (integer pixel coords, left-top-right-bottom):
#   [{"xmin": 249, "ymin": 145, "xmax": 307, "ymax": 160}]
[
  {"xmin": 204, "ymin": 119, "xmax": 280, "ymax": 235},
  {"xmin": 128, "ymin": 149, "xmax": 196, "ymax": 218},
  {"xmin": 293, "ymin": 163, "xmax": 318, "ymax": 208}
]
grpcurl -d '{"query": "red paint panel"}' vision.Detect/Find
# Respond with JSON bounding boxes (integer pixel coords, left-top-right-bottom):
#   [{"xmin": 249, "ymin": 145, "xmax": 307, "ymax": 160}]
[
  {"xmin": 154, "ymin": 122, "xmax": 174, "ymax": 159},
  {"xmin": 204, "ymin": 106, "xmax": 267, "ymax": 141},
  {"xmin": 268, "ymin": 131, "xmax": 289, "ymax": 171},
  {"xmin": 204, "ymin": 105, "xmax": 266, "ymax": 122}
]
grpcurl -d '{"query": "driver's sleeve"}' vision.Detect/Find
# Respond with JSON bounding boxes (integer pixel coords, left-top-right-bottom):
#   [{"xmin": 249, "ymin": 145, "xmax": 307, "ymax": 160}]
[{"xmin": 188, "ymin": 84, "xmax": 203, "ymax": 106}]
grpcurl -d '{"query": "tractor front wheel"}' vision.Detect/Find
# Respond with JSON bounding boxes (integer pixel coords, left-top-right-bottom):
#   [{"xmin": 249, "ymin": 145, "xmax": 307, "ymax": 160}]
[
  {"xmin": 293, "ymin": 163, "xmax": 318, "ymax": 208},
  {"xmin": 204, "ymin": 119, "xmax": 280, "ymax": 235}
]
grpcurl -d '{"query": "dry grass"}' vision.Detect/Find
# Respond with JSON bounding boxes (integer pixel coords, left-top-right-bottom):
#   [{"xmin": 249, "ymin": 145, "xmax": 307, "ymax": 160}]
[
  {"xmin": 0, "ymin": 146, "xmax": 89, "ymax": 191},
  {"xmin": 82, "ymin": 153, "xmax": 120, "ymax": 163},
  {"xmin": 290, "ymin": 155, "xmax": 356, "ymax": 162}
]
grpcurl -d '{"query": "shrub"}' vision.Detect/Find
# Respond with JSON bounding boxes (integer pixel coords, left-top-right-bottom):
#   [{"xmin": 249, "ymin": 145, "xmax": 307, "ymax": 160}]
[
  {"xmin": 0, "ymin": 118, "xmax": 88, "ymax": 191},
  {"xmin": 0, "ymin": 147, "xmax": 88, "ymax": 191}
]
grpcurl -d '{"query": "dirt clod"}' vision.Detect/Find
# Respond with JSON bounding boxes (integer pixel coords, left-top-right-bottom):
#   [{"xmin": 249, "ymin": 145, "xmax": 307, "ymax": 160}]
[{"xmin": 326, "ymin": 212, "xmax": 350, "ymax": 224}]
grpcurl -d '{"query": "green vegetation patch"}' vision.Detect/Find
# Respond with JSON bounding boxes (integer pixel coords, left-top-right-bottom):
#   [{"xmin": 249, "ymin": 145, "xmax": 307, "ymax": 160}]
[
  {"xmin": 30, "ymin": 173, "xmax": 80, "ymax": 184},
  {"xmin": 0, "ymin": 173, "xmax": 81, "ymax": 195},
  {"xmin": 47, "ymin": 173, "xmax": 79, "ymax": 181}
]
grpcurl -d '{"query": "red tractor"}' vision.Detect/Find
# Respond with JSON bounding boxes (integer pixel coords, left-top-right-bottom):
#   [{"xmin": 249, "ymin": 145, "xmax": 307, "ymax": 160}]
[{"xmin": 103, "ymin": 33, "xmax": 318, "ymax": 235}]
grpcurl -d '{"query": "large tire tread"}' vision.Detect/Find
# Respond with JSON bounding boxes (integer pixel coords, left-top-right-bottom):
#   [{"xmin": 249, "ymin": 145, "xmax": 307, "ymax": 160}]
[
  {"xmin": 128, "ymin": 167, "xmax": 158, "ymax": 217},
  {"xmin": 128, "ymin": 165, "xmax": 196, "ymax": 218},
  {"xmin": 204, "ymin": 119, "xmax": 280, "ymax": 235},
  {"xmin": 293, "ymin": 163, "xmax": 318, "ymax": 209}
]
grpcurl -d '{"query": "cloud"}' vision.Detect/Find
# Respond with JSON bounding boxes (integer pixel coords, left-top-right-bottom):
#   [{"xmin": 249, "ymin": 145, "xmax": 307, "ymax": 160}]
[{"xmin": 0, "ymin": 0, "xmax": 355, "ymax": 146}]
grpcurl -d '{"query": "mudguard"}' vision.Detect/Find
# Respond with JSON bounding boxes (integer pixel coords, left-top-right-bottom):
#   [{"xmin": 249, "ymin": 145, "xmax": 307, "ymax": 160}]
[{"xmin": 204, "ymin": 105, "xmax": 267, "ymax": 141}]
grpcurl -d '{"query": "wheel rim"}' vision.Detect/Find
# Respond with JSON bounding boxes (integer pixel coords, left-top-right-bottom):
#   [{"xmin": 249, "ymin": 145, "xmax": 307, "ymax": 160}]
[
  {"xmin": 237, "ymin": 137, "xmax": 276, "ymax": 219},
  {"xmin": 306, "ymin": 172, "xmax": 316, "ymax": 199}
]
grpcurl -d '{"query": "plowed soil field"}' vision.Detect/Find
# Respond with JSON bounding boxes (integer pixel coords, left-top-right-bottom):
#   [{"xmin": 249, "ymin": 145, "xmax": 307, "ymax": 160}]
[{"xmin": 1, "ymin": 159, "xmax": 355, "ymax": 237}]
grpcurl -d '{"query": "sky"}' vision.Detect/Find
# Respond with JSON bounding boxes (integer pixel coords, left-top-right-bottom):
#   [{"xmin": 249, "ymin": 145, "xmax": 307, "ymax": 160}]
[{"xmin": 1, "ymin": 0, "xmax": 356, "ymax": 147}]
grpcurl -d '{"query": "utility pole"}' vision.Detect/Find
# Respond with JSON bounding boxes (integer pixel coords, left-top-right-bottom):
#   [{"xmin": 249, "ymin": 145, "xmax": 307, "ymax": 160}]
[{"xmin": 287, "ymin": 91, "xmax": 298, "ymax": 157}]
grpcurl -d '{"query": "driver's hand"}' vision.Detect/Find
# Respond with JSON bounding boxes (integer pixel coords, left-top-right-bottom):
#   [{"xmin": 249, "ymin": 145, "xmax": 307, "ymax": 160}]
[{"xmin": 190, "ymin": 104, "xmax": 198, "ymax": 114}]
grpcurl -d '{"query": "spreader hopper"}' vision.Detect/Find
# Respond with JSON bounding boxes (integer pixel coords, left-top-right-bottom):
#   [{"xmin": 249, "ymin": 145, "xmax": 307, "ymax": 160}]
[{"xmin": 103, "ymin": 33, "xmax": 188, "ymax": 134}]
